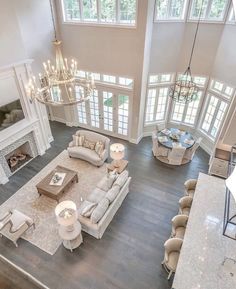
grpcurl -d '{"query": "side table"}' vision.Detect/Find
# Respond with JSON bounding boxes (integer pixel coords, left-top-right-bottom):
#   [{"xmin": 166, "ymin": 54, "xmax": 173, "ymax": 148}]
[
  {"xmin": 107, "ymin": 160, "xmax": 128, "ymax": 174},
  {"xmin": 59, "ymin": 221, "xmax": 83, "ymax": 252}
]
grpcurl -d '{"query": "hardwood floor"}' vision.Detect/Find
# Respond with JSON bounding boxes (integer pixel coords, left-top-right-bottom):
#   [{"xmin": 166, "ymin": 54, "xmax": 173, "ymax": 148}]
[{"xmin": 0, "ymin": 121, "xmax": 209, "ymax": 289}]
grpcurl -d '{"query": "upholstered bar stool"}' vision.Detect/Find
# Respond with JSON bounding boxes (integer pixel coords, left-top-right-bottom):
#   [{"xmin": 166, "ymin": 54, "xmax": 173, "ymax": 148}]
[
  {"xmin": 162, "ymin": 237, "xmax": 183, "ymax": 280},
  {"xmin": 184, "ymin": 179, "xmax": 197, "ymax": 198},
  {"xmin": 178, "ymin": 196, "xmax": 193, "ymax": 216},
  {"xmin": 171, "ymin": 215, "xmax": 188, "ymax": 239}
]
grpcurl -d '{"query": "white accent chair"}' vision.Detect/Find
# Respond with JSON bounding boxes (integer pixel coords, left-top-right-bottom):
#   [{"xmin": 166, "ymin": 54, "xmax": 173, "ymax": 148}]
[
  {"xmin": 68, "ymin": 130, "xmax": 110, "ymax": 167},
  {"xmin": 162, "ymin": 237, "xmax": 183, "ymax": 280},
  {"xmin": 171, "ymin": 215, "xmax": 188, "ymax": 239},
  {"xmin": 168, "ymin": 146, "xmax": 186, "ymax": 165},
  {"xmin": 184, "ymin": 137, "xmax": 202, "ymax": 161},
  {"xmin": 184, "ymin": 179, "xmax": 197, "ymax": 198},
  {"xmin": 152, "ymin": 132, "xmax": 169, "ymax": 158},
  {"xmin": 179, "ymin": 196, "xmax": 193, "ymax": 216},
  {"xmin": 156, "ymin": 123, "xmax": 166, "ymax": 132},
  {"xmin": 0, "ymin": 210, "xmax": 35, "ymax": 247}
]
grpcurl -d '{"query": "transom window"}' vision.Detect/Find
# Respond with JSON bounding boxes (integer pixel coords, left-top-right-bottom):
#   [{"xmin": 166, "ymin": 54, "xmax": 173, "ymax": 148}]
[
  {"xmin": 210, "ymin": 79, "xmax": 235, "ymax": 99},
  {"xmin": 149, "ymin": 73, "xmax": 174, "ymax": 85},
  {"xmin": 155, "ymin": 0, "xmax": 187, "ymax": 20},
  {"xmin": 62, "ymin": 0, "xmax": 137, "ymax": 26},
  {"xmin": 189, "ymin": 0, "xmax": 229, "ymax": 21}
]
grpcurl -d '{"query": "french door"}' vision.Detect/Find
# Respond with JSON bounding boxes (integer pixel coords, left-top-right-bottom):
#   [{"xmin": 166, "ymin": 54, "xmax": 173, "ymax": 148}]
[{"xmin": 76, "ymin": 86, "xmax": 131, "ymax": 139}]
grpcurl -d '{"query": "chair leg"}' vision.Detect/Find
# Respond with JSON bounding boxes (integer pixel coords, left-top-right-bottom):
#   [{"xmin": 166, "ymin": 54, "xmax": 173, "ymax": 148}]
[{"xmin": 167, "ymin": 270, "xmax": 173, "ymax": 280}]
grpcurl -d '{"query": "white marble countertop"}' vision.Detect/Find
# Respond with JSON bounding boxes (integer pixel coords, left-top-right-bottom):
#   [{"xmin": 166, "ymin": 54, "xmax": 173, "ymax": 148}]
[{"xmin": 172, "ymin": 173, "xmax": 236, "ymax": 289}]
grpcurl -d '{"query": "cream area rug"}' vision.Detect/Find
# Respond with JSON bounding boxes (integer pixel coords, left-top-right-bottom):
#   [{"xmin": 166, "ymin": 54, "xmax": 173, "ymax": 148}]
[{"xmin": 0, "ymin": 150, "xmax": 107, "ymax": 255}]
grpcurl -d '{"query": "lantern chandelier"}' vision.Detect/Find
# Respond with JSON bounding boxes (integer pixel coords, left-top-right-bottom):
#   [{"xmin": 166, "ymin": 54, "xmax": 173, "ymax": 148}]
[
  {"xmin": 169, "ymin": 0, "xmax": 204, "ymax": 103},
  {"xmin": 26, "ymin": 0, "xmax": 95, "ymax": 106}
]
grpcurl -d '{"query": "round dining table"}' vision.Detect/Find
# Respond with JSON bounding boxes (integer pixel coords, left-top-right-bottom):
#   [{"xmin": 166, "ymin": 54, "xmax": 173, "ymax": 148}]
[{"xmin": 157, "ymin": 128, "xmax": 195, "ymax": 149}]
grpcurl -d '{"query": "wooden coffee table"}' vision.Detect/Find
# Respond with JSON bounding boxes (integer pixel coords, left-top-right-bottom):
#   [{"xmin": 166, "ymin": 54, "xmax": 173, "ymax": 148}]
[{"xmin": 36, "ymin": 165, "xmax": 78, "ymax": 202}]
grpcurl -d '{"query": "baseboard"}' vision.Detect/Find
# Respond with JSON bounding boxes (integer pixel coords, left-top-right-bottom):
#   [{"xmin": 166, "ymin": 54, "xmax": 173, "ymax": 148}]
[
  {"xmin": 129, "ymin": 134, "xmax": 143, "ymax": 144},
  {"xmin": 48, "ymin": 136, "xmax": 54, "ymax": 143},
  {"xmin": 0, "ymin": 254, "xmax": 50, "ymax": 289},
  {"xmin": 51, "ymin": 117, "xmax": 67, "ymax": 124}
]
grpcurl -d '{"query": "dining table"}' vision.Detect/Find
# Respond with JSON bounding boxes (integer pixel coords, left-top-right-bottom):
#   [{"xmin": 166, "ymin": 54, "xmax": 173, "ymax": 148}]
[{"xmin": 157, "ymin": 127, "xmax": 195, "ymax": 149}]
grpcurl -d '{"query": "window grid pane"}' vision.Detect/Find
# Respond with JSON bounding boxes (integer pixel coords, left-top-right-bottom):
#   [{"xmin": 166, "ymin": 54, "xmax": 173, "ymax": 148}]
[
  {"xmin": 155, "ymin": 0, "xmax": 187, "ymax": 20},
  {"xmin": 156, "ymin": 88, "xmax": 168, "ymax": 121},
  {"xmin": 101, "ymin": 0, "xmax": 116, "ymax": 23},
  {"xmin": 201, "ymin": 95, "xmax": 218, "ymax": 132},
  {"xmin": 145, "ymin": 89, "xmax": 156, "ymax": 123},
  {"xmin": 82, "ymin": 0, "xmax": 97, "ymax": 21},
  {"xmin": 90, "ymin": 90, "xmax": 100, "ymax": 128},
  {"xmin": 118, "ymin": 95, "xmax": 129, "ymax": 135},
  {"xmin": 172, "ymin": 102, "xmax": 185, "ymax": 122},
  {"xmin": 103, "ymin": 92, "xmax": 113, "ymax": 131},
  {"xmin": 63, "ymin": 0, "xmax": 80, "ymax": 21},
  {"xmin": 210, "ymin": 101, "xmax": 227, "ymax": 137},
  {"xmin": 120, "ymin": 0, "xmax": 136, "ymax": 24},
  {"xmin": 184, "ymin": 92, "xmax": 202, "ymax": 124}
]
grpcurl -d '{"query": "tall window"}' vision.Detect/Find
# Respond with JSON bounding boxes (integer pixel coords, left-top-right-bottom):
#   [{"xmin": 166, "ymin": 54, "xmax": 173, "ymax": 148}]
[
  {"xmin": 118, "ymin": 95, "xmax": 129, "ymax": 135},
  {"xmin": 62, "ymin": 0, "xmax": 137, "ymax": 26},
  {"xmin": 189, "ymin": 0, "xmax": 229, "ymax": 21},
  {"xmin": 155, "ymin": 0, "xmax": 187, "ymax": 21},
  {"xmin": 89, "ymin": 89, "xmax": 100, "ymax": 128}
]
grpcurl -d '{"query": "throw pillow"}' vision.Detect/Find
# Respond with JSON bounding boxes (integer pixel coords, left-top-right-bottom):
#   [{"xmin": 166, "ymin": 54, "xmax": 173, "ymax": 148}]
[
  {"xmin": 83, "ymin": 139, "xmax": 96, "ymax": 150},
  {"xmin": 113, "ymin": 170, "xmax": 129, "ymax": 188},
  {"xmin": 95, "ymin": 141, "xmax": 104, "ymax": 157},
  {"xmin": 106, "ymin": 185, "xmax": 120, "ymax": 203},
  {"xmin": 72, "ymin": 135, "xmax": 84, "ymax": 146},
  {"xmin": 97, "ymin": 172, "xmax": 117, "ymax": 192},
  {"xmin": 78, "ymin": 200, "xmax": 97, "ymax": 217},
  {"xmin": 87, "ymin": 188, "xmax": 107, "ymax": 203},
  {"xmin": 78, "ymin": 135, "xmax": 85, "ymax": 146},
  {"xmin": 90, "ymin": 198, "xmax": 109, "ymax": 224}
]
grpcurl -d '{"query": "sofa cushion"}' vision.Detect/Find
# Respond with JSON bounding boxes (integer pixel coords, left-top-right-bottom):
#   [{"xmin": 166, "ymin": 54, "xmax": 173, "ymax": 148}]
[
  {"xmin": 90, "ymin": 198, "xmax": 109, "ymax": 224},
  {"xmin": 95, "ymin": 141, "xmax": 104, "ymax": 157},
  {"xmin": 97, "ymin": 172, "xmax": 117, "ymax": 192},
  {"xmin": 68, "ymin": 146, "xmax": 101, "ymax": 163},
  {"xmin": 83, "ymin": 139, "xmax": 96, "ymax": 150},
  {"xmin": 87, "ymin": 188, "xmax": 107, "ymax": 203},
  {"xmin": 106, "ymin": 185, "xmax": 120, "ymax": 203},
  {"xmin": 78, "ymin": 200, "xmax": 97, "ymax": 217},
  {"xmin": 113, "ymin": 170, "xmax": 129, "ymax": 188}
]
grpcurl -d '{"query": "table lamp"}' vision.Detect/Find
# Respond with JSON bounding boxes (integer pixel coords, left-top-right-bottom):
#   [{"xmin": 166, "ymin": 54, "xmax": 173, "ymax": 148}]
[
  {"xmin": 55, "ymin": 200, "xmax": 78, "ymax": 232},
  {"xmin": 225, "ymin": 166, "xmax": 236, "ymax": 202},
  {"xmin": 110, "ymin": 143, "xmax": 125, "ymax": 168}
]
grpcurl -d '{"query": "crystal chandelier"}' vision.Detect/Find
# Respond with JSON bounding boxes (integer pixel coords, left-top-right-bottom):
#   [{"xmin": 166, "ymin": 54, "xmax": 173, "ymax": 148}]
[
  {"xmin": 169, "ymin": 0, "xmax": 204, "ymax": 103},
  {"xmin": 26, "ymin": 0, "xmax": 95, "ymax": 106}
]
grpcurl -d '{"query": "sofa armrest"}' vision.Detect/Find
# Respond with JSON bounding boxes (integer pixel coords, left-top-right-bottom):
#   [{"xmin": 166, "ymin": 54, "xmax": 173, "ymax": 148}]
[
  {"xmin": 68, "ymin": 141, "xmax": 74, "ymax": 148},
  {"xmin": 100, "ymin": 149, "xmax": 108, "ymax": 160}
]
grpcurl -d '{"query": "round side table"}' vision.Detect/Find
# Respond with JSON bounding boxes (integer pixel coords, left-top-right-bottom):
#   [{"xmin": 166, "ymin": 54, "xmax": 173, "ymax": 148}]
[{"xmin": 59, "ymin": 221, "xmax": 83, "ymax": 252}]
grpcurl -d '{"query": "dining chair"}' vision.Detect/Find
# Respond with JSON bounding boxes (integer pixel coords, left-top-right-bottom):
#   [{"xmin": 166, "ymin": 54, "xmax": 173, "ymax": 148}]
[
  {"xmin": 156, "ymin": 123, "xmax": 165, "ymax": 132},
  {"xmin": 168, "ymin": 146, "xmax": 186, "ymax": 165},
  {"xmin": 184, "ymin": 179, "xmax": 197, "ymax": 198},
  {"xmin": 162, "ymin": 237, "xmax": 183, "ymax": 280},
  {"xmin": 171, "ymin": 215, "xmax": 188, "ymax": 239},
  {"xmin": 184, "ymin": 137, "xmax": 202, "ymax": 161},
  {"xmin": 178, "ymin": 196, "xmax": 193, "ymax": 216}
]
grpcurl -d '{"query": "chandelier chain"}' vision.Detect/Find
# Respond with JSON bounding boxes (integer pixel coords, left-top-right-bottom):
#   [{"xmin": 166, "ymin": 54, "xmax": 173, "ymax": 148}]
[
  {"xmin": 188, "ymin": 0, "xmax": 205, "ymax": 68},
  {"xmin": 49, "ymin": 0, "xmax": 57, "ymax": 41}
]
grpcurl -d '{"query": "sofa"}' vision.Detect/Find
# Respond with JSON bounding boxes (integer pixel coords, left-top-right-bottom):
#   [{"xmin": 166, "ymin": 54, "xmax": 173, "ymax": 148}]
[
  {"xmin": 78, "ymin": 170, "xmax": 131, "ymax": 239},
  {"xmin": 67, "ymin": 130, "xmax": 110, "ymax": 167}
]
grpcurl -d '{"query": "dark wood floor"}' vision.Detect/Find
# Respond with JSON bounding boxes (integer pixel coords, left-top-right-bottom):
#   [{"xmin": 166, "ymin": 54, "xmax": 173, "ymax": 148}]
[{"xmin": 0, "ymin": 121, "xmax": 209, "ymax": 289}]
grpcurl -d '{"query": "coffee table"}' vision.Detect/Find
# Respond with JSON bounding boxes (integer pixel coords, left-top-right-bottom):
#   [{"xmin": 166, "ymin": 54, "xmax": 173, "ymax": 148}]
[{"xmin": 36, "ymin": 165, "xmax": 78, "ymax": 202}]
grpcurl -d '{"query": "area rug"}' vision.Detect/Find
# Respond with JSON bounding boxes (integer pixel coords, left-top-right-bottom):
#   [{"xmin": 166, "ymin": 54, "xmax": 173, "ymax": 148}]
[{"xmin": 0, "ymin": 150, "xmax": 107, "ymax": 255}]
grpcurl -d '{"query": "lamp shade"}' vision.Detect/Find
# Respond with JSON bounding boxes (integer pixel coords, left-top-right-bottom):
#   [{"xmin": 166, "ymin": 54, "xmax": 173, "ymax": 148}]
[
  {"xmin": 55, "ymin": 200, "xmax": 77, "ymax": 227},
  {"xmin": 110, "ymin": 143, "xmax": 125, "ymax": 161},
  {"xmin": 225, "ymin": 166, "xmax": 236, "ymax": 202}
]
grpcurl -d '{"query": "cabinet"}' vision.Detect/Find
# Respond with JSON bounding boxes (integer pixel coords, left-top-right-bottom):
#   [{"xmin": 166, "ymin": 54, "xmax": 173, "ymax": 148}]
[{"xmin": 208, "ymin": 146, "xmax": 231, "ymax": 179}]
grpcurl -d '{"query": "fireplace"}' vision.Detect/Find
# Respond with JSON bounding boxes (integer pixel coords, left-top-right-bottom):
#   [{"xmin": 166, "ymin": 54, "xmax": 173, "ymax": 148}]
[{"xmin": 5, "ymin": 142, "xmax": 33, "ymax": 173}]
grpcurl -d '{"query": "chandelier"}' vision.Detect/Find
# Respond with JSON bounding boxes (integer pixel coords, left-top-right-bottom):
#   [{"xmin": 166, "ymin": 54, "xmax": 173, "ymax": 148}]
[
  {"xmin": 169, "ymin": 0, "xmax": 204, "ymax": 103},
  {"xmin": 26, "ymin": 0, "xmax": 95, "ymax": 106}
]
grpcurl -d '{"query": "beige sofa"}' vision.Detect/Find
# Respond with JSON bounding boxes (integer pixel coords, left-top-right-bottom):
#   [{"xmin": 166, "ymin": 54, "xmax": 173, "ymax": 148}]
[
  {"xmin": 67, "ymin": 130, "xmax": 110, "ymax": 167},
  {"xmin": 78, "ymin": 170, "xmax": 131, "ymax": 239}
]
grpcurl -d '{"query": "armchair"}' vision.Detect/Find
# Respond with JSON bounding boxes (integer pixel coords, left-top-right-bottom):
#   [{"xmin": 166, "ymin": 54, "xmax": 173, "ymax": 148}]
[
  {"xmin": 171, "ymin": 215, "xmax": 188, "ymax": 239},
  {"xmin": 178, "ymin": 196, "xmax": 193, "ymax": 216},
  {"xmin": 184, "ymin": 179, "xmax": 197, "ymax": 198},
  {"xmin": 0, "ymin": 210, "xmax": 35, "ymax": 247}
]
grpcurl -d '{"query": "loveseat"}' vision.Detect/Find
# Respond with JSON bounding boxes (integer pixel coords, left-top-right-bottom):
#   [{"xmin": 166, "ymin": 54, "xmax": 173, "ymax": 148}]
[
  {"xmin": 78, "ymin": 170, "xmax": 131, "ymax": 239},
  {"xmin": 67, "ymin": 130, "xmax": 110, "ymax": 167}
]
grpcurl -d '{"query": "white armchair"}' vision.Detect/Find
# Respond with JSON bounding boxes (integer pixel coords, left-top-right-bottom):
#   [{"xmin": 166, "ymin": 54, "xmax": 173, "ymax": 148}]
[
  {"xmin": 152, "ymin": 132, "xmax": 169, "ymax": 157},
  {"xmin": 171, "ymin": 215, "xmax": 188, "ymax": 239},
  {"xmin": 184, "ymin": 137, "xmax": 202, "ymax": 161},
  {"xmin": 179, "ymin": 196, "xmax": 193, "ymax": 216},
  {"xmin": 162, "ymin": 237, "xmax": 183, "ymax": 280}
]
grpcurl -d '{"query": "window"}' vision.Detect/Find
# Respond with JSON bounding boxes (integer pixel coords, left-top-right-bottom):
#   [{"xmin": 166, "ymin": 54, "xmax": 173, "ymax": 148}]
[
  {"xmin": 76, "ymin": 86, "xmax": 87, "ymax": 124},
  {"xmin": 62, "ymin": 0, "xmax": 137, "ymax": 26},
  {"xmin": 118, "ymin": 95, "xmax": 129, "ymax": 135},
  {"xmin": 89, "ymin": 89, "xmax": 100, "ymax": 128},
  {"xmin": 189, "ymin": 0, "xmax": 229, "ymax": 21},
  {"xmin": 155, "ymin": 0, "xmax": 187, "ymax": 21},
  {"xmin": 227, "ymin": 6, "xmax": 236, "ymax": 23},
  {"xmin": 103, "ymin": 74, "xmax": 116, "ymax": 83},
  {"xmin": 201, "ymin": 94, "xmax": 228, "ymax": 138},
  {"xmin": 149, "ymin": 73, "xmax": 174, "ymax": 84},
  {"xmin": 103, "ymin": 91, "xmax": 113, "ymax": 131},
  {"xmin": 210, "ymin": 79, "xmax": 235, "ymax": 99},
  {"xmin": 145, "ymin": 87, "xmax": 169, "ymax": 123}
]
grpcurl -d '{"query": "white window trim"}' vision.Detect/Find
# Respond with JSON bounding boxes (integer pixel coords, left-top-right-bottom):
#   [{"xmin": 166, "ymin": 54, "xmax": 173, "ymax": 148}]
[
  {"xmin": 226, "ymin": 4, "xmax": 236, "ymax": 24},
  {"xmin": 61, "ymin": 0, "xmax": 138, "ymax": 28}
]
